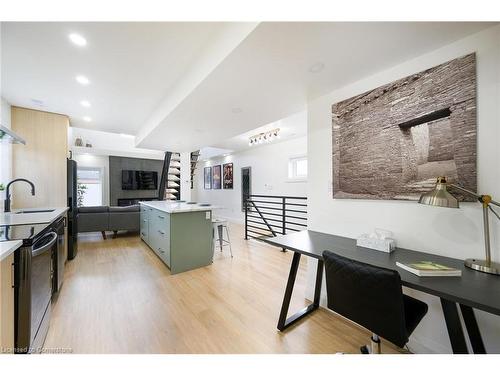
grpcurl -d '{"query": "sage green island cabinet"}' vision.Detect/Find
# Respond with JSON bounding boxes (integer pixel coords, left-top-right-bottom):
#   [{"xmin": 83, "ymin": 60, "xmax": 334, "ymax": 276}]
[{"xmin": 140, "ymin": 201, "xmax": 214, "ymax": 274}]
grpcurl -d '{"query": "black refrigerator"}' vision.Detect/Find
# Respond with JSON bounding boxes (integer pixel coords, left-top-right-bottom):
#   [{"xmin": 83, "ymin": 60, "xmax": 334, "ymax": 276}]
[{"xmin": 67, "ymin": 158, "xmax": 78, "ymax": 259}]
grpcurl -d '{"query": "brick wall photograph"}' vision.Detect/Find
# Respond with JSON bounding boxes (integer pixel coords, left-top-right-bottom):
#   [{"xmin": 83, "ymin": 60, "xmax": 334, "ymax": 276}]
[{"xmin": 332, "ymin": 53, "xmax": 477, "ymax": 201}]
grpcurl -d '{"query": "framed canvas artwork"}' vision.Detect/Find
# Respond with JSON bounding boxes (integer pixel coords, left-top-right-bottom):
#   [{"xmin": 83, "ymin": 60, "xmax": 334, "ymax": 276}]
[
  {"xmin": 212, "ymin": 165, "xmax": 222, "ymax": 189},
  {"xmin": 332, "ymin": 53, "xmax": 477, "ymax": 201},
  {"xmin": 204, "ymin": 167, "xmax": 212, "ymax": 189},
  {"xmin": 223, "ymin": 163, "xmax": 233, "ymax": 189}
]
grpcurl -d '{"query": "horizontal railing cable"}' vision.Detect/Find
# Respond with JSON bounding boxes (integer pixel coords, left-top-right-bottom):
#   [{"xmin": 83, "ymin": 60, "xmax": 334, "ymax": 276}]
[{"xmin": 244, "ymin": 194, "xmax": 307, "ymax": 252}]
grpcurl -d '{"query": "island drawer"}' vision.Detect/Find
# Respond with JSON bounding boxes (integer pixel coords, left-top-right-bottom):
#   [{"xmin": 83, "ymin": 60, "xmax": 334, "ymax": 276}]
[
  {"xmin": 140, "ymin": 206, "xmax": 151, "ymax": 243},
  {"xmin": 149, "ymin": 208, "xmax": 171, "ymax": 267}
]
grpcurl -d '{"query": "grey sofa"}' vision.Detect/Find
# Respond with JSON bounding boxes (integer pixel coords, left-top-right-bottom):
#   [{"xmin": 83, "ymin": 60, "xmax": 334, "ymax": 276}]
[{"xmin": 77, "ymin": 205, "xmax": 140, "ymax": 239}]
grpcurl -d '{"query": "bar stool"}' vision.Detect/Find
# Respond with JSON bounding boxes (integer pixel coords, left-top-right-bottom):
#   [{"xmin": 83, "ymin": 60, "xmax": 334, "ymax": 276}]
[{"xmin": 212, "ymin": 218, "xmax": 233, "ymax": 258}]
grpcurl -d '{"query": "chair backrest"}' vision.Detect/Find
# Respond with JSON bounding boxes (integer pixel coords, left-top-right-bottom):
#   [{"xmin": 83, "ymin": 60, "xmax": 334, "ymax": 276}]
[{"xmin": 323, "ymin": 250, "xmax": 408, "ymax": 347}]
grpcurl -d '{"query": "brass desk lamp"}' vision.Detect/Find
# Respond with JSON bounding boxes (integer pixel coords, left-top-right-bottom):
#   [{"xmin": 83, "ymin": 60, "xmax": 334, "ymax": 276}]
[{"xmin": 419, "ymin": 177, "xmax": 500, "ymax": 275}]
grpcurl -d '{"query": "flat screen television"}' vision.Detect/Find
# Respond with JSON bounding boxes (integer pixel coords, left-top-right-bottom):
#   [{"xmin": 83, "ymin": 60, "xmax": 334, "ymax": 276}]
[{"xmin": 122, "ymin": 170, "xmax": 158, "ymax": 190}]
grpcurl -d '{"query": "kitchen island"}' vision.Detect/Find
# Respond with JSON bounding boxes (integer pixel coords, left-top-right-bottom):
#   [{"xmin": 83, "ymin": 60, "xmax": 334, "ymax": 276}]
[{"xmin": 140, "ymin": 201, "xmax": 215, "ymax": 274}]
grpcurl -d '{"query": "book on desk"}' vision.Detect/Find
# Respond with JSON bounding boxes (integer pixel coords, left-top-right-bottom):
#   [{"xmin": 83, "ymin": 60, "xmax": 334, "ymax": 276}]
[{"xmin": 396, "ymin": 261, "xmax": 462, "ymax": 277}]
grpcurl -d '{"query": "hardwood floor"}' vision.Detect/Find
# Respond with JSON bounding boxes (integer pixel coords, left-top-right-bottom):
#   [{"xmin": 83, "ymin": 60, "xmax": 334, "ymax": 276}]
[{"xmin": 44, "ymin": 223, "xmax": 402, "ymax": 354}]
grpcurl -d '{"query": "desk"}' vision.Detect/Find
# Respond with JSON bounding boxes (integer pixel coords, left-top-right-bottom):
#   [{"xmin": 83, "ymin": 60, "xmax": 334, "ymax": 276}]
[{"xmin": 263, "ymin": 230, "xmax": 500, "ymax": 354}]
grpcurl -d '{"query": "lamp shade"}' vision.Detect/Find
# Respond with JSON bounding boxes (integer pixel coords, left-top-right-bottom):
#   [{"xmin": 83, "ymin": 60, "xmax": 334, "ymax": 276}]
[{"xmin": 418, "ymin": 177, "xmax": 459, "ymax": 208}]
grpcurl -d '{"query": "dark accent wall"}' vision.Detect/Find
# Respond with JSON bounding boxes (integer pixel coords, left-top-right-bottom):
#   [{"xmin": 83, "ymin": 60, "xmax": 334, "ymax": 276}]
[{"xmin": 109, "ymin": 156, "xmax": 163, "ymax": 206}]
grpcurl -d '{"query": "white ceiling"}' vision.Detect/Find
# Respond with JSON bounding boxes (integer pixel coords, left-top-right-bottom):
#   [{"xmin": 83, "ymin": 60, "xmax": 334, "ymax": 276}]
[
  {"xmin": 1, "ymin": 22, "xmax": 229, "ymax": 133},
  {"xmin": 1, "ymin": 22, "xmax": 497, "ymax": 152},
  {"xmin": 199, "ymin": 110, "xmax": 307, "ymax": 160},
  {"xmin": 137, "ymin": 22, "xmax": 496, "ymax": 152},
  {"xmin": 216, "ymin": 110, "xmax": 307, "ymax": 150}
]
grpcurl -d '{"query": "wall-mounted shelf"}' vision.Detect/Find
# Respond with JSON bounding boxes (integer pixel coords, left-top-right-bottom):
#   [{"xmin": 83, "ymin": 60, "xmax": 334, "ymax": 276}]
[{"xmin": 70, "ymin": 145, "xmax": 163, "ymax": 160}]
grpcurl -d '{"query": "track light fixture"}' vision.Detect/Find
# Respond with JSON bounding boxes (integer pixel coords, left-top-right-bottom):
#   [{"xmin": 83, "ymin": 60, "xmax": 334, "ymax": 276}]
[{"xmin": 248, "ymin": 128, "xmax": 280, "ymax": 146}]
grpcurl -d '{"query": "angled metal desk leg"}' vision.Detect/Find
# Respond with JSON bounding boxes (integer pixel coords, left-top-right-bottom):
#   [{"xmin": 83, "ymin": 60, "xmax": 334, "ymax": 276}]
[
  {"xmin": 440, "ymin": 298, "xmax": 469, "ymax": 354},
  {"xmin": 460, "ymin": 304, "xmax": 486, "ymax": 354},
  {"xmin": 277, "ymin": 254, "xmax": 323, "ymax": 331}
]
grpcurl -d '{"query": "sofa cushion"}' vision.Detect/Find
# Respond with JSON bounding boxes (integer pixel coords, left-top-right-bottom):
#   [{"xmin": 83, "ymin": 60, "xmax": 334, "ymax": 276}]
[
  {"xmin": 109, "ymin": 205, "xmax": 140, "ymax": 213},
  {"xmin": 108, "ymin": 211, "xmax": 140, "ymax": 231},
  {"xmin": 78, "ymin": 206, "xmax": 109, "ymax": 213},
  {"xmin": 77, "ymin": 212, "xmax": 109, "ymax": 232}
]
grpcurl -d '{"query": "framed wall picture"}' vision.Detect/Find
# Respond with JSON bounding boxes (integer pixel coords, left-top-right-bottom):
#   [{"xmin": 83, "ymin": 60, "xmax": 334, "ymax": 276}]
[
  {"xmin": 223, "ymin": 163, "xmax": 233, "ymax": 189},
  {"xmin": 204, "ymin": 167, "xmax": 212, "ymax": 189},
  {"xmin": 212, "ymin": 165, "xmax": 222, "ymax": 189},
  {"xmin": 332, "ymin": 53, "xmax": 477, "ymax": 201}
]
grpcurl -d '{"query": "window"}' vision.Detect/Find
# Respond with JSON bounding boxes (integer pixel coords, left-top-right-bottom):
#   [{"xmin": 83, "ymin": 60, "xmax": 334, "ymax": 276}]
[
  {"xmin": 288, "ymin": 156, "xmax": 307, "ymax": 181},
  {"xmin": 77, "ymin": 167, "xmax": 103, "ymax": 206}
]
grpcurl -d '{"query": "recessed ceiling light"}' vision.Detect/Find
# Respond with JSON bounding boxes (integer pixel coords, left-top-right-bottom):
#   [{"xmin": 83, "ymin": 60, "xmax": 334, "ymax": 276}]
[
  {"xmin": 76, "ymin": 75, "xmax": 90, "ymax": 85},
  {"xmin": 231, "ymin": 108, "xmax": 243, "ymax": 114},
  {"xmin": 308, "ymin": 62, "xmax": 325, "ymax": 73},
  {"xmin": 83, "ymin": 116, "xmax": 92, "ymax": 122},
  {"xmin": 80, "ymin": 100, "xmax": 91, "ymax": 107},
  {"xmin": 120, "ymin": 133, "xmax": 135, "ymax": 138},
  {"xmin": 69, "ymin": 33, "xmax": 87, "ymax": 47}
]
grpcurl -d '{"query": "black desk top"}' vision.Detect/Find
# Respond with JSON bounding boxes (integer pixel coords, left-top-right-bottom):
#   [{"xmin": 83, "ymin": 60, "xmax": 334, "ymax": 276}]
[{"xmin": 263, "ymin": 230, "xmax": 500, "ymax": 316}]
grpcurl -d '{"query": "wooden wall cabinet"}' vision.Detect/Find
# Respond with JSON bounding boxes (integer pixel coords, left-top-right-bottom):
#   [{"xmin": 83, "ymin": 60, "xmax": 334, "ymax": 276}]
[
  {"xmin": 11, "ymin": 107, "xmax": 69, "ymax": 209},
  {"xmin": 0, "ymin": 253, "xmax": 15, "ymax": 353}
]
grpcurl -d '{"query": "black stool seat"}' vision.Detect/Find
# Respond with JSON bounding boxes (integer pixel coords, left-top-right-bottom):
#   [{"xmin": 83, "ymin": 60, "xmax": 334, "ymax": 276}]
[{"xmin": 323, "ymin": 250, "xmax": 428, "ymax": 349}]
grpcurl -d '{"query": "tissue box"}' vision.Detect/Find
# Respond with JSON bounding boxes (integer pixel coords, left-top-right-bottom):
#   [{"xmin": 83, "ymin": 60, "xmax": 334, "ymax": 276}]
[{"xmin": 356, "ymin": 235, "xmax": 396, "ymax": 253}]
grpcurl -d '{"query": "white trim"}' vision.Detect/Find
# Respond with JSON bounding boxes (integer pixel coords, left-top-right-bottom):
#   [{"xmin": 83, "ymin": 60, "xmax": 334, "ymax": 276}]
[{"xmin": 77, "ymin": 165, "xmax": 105, "ymax": 206}]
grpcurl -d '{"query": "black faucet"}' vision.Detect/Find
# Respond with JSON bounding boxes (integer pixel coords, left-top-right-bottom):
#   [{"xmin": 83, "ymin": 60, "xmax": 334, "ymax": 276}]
[{"xmin": 4, "ymin": 178, "xmax": 36, "ymax": 213}]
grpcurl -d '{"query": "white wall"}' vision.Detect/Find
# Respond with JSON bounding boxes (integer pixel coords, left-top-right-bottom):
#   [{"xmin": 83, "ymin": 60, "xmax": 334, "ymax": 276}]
[
  {"xmin": 306, "ymin": 25, "xmax": 500, "ymax": 353},
  {"xmin": 69, "ymin": 127, "xmax": 164, "ymax": 160},
  {"xmin": 0, "ymin": 98, "xmax": 13, "ymax": 207},
  {"xmin": 180, "ymin": 152, "xmax": 192, "ymax": 202},
  {"xmin": 73, "ymin": 154, "xmax": 110, "ymax": 206},
  {"xmin": 194, "ymin": 136, "xmax": 307, "ymax": 222}
]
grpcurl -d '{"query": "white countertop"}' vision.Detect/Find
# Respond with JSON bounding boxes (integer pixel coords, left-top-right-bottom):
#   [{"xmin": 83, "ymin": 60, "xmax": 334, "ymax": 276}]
[
  {"xmin": 140, "ymin": 201, "xmax": 218, "ymax": 214},
  {"xmin": 0, "ymin": 207, "xmax": 69, "ymax": 226},
  {"xmin": 0, "ymin": 240, "xmax": 22, "ymax": 261}
]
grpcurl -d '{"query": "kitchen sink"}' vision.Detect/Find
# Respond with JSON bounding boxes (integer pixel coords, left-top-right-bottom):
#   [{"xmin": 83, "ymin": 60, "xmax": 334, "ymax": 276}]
[{"xmin": 14, "ymin": 209, "xmax": 55, "ymax": 214}]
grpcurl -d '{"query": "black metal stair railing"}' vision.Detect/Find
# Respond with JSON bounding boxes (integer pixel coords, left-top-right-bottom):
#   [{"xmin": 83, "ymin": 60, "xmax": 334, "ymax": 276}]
[{"xmin": 244, "ymin": 194, "xmax": 307, "ymax": 251}]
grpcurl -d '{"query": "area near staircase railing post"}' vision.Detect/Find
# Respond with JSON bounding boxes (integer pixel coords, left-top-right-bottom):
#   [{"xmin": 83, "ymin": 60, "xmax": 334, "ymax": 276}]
[{"xmin": 244, "ymin": 194, "xmax": 307, "ymax": 252}]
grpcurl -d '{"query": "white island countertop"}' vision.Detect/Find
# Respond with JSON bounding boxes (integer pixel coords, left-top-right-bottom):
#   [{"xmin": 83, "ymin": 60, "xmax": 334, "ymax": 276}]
[
  {"xmin": 0, "ymin": 240, "xmax": 23, "ymax": 261},
  {"xmin": 140, "ymin": 201, "xmax": 218, "ymax": 214},
  {"xmin": 0, "ymin": 207, "xmax": 69, "ymax": 226}
]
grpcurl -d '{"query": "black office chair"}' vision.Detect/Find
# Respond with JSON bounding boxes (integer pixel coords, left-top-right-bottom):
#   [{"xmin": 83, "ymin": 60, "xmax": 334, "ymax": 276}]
[{"xmin": 323, "ymin": 250, "xmax": 428, "ymax": 354}]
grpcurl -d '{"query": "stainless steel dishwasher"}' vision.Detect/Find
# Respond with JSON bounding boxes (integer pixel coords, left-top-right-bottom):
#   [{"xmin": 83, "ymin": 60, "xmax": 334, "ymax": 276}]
[{"xmin": 15, "ymin": 227, "xmax": 57, "ymax": 353}]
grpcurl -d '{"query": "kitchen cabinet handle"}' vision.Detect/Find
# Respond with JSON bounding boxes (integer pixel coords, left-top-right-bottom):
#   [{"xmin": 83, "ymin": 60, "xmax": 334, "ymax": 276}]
[
  {"xmin": 11, "ymin": 262, "xmax": 15, "ymax": 288},
  {"xmin": 158, "ymin": 215, "xmax": 165, "ymax": 219},
  {"xmin": 143, "ymin": 219, "xmax": 147, "ymax": 222},
  {"xmin": 158, "ymin": 230, "xmax": 165, "ymax": 235}
]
